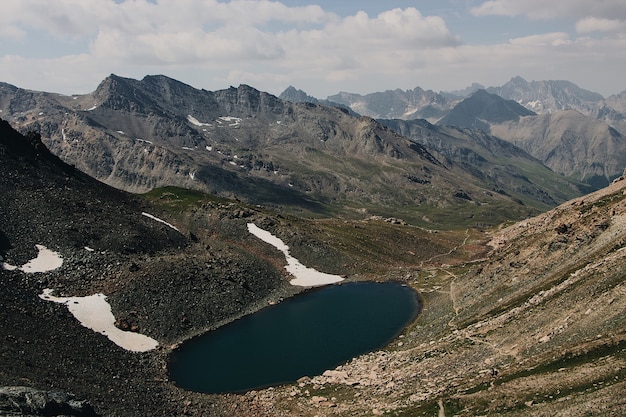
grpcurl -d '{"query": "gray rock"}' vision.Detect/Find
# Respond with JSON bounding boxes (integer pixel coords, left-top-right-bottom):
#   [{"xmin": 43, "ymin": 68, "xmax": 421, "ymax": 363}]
[{"xmin": 0, "ymin": 386, "xmax": 99, "ymax": 416}]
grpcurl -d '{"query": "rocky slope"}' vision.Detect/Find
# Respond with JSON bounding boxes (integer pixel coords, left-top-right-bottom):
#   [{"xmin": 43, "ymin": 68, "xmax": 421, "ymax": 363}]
[
  {"xmin": 2, "ymin": 108, "xmax": 626, "ymax": 416},
  {"xmin": 0, "ymin": 119, "xmax": 292, "ymax": 416},
  {"xmin": 229, "ymin": 171, "xmax": 626, "ymax": 417},
  {"xmin": 0, "ymin": 75, "xmax": 581, "ymax": 227},
  {"xmin": 491, "ymin": 110, "xmax": 626, "ymax": 188},
  {"xmin": 378, "ymin": 118, "xmax": 589, "ymax": 207}
]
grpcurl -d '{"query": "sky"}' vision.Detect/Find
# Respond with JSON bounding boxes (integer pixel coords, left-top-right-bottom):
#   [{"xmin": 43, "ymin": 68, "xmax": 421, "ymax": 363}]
[{"xmin": 0, "ymin": 0, "xmax": 625, "ymax": 98}]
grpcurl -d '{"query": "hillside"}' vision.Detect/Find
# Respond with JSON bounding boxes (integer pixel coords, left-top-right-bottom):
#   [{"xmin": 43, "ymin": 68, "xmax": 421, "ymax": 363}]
[
  {"xmin": 491, "ymin": 110, "xmax": 626, "ymax": 188},
  {"xmin": 378, "ymin": 118, "xmax": 589, "ymax": 207},
  {"xmin": 0, "ymin": 75, "xmax": 581, "ymax": 227},
  {"xmin": 0, "ymin": 119, "xmax": 289, "ymax": 416},
  {"xmin": 228, "ymin": 169, "xmax": 626, "ymax": 417},
  {"xmin": 2, "ymin": 114, "xmax": 626, "ymax": 416}
]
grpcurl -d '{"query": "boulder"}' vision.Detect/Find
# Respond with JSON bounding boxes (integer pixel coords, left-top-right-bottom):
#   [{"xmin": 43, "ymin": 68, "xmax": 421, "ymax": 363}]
[{"xmin": 0, "ymin": 386, "xmax": 99, "ymax": 416}]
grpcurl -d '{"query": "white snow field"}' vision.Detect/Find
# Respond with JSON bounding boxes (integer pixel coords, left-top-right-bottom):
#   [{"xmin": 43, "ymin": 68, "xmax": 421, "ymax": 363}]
[
  {"xmin": 39, "ymin": 289, "xmax": 159, "ymax": 352},
  {"xmin": 1, "ymin": 244, "xmax": 63, "ymax": 273},
  {"xmin": 247, "ymin": 223, "xmax": 344, "ymax": 287},
  {"xmin": 141, "ymin": 212, "xmax": 180, "ymax": 232}
]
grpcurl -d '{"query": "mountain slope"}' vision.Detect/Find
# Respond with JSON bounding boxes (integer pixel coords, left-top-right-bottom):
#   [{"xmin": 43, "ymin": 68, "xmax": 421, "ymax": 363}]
[
  {"xmin": 432, "ymin": 88, "xmax": 626, "ymax": 189},
  {"xmin": 233, "ymin": 171, "xmax": 626, "ymax": 417},
  {"xmin": 485, "ymin": 76, "xmax": 626, "ymax": 136},
  {"xmin": 0, "ymin": 119, "xmax": 289, "ymax": 416},
  {"xmin": 3, "ymin": 112, "xmax": 626, "ymax": 416},
  {"xmin": 379, "ymin": 118, "xmax": 589, "ymax": 207},
  {"xmin": 487, "ymin": 75, "xmax": 605, "ymax": 114},
  {"xmin": 0, "ymin": 75, "xmax": 577, "ymax": 227},
  {"xmin": 327, "ymin": 86, "xmax": 456, "ymax": 121},
  {"xmin": 435, "ymin": 89, "xmax": 536, "ymax": 131},
  {"xmin": 491, "ymin": 110, "xmax": 626, "ymax": 188}
]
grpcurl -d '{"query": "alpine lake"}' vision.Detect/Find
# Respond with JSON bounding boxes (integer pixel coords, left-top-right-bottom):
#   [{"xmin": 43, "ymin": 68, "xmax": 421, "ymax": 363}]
[{"xmin": 168, "ymin": 281, "xmax": 421, "ymax": 394}]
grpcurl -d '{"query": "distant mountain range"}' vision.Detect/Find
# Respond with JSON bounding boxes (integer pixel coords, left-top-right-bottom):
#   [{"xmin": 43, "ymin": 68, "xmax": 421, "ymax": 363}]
[
  {"xmin": 282, "ymin": 76, "xmax": 626, "ymax": 135},
  {"xmin": 281, "ymin": 77, "xmax": 626, "ymax": 187},
  {"xmin": 0, "ymin": 74, "xmax": 592, "ymax": 227},
  {"xmin": 434, "ymin": 89, "xmax": 536, "ymax": 131}
]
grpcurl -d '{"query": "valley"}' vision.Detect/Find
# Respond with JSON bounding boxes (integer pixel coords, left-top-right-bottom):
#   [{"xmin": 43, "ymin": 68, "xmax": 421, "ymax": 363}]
[{"xmin": 1, "ymin": 75, "xmax": 626, "ymax": 416}]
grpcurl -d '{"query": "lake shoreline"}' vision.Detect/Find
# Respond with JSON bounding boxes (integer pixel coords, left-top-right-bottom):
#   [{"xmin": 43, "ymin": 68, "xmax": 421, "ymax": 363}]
[{"xmin": 168, "ymin": 281, "xmax": 422, "ymax": 394}]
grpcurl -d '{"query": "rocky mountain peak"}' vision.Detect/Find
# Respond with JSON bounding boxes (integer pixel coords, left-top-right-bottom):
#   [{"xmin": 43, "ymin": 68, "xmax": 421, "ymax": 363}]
[
  {"xmin": 279, "ymin": 86, "xmax": 320, "ymax": 104},
  {"xmin": 327, "ymin": 87, "xmax": 456, "ymax": 120},
  {"xmin": 436, "ymin": 89, "xmax": 535, "ymax": 131},
  {"xmin": 93, "ymin": 74, "xmax": 131, "ymax": 96},
  {"xmin": 487, "ymin": 76, "xmax": 605, "ymax": 114}
]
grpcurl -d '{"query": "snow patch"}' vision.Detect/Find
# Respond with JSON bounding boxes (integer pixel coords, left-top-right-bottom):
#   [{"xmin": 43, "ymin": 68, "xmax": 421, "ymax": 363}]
[
  {"xmin": 86, "ymin": 104, "xmax": 97, "ymax": 111},
  {"xmin": 187, "ymin": 115, "xmax": 212, "ymax": 127},
  {"xmin": 1, "ymin": 245, "xmax": 63, "ymax": 273},
  {"xmin": 39, "ymin": 289, "xmax": 159, "ymax": 352},
  {"xmin": 205, "ymin": 145, "xmax": 212, "ymax": 151},
  {"xmin": 141, "ymin": 212, "xmax": 180, "ymax": 232},
  {"xmin": 189, "ymin": 171, "xmax": 196, "ymax": 180},
  {"xmin": 403, "ymin": 107, "xmax": 419, "ymax": 117},
  {"xmin": 61, "ymin": 128, "xmax": 68, "ymax": 141},
  {"xmin": 182, "ymin": 146, "xmax": 193, "ymax": 150},
  {"xmin": 217, "ymin": 116, "xmax": 242, "ymax": 127},
  {"xmin": 247, "ymin": 223, "xmax": 344, "ymax": 287}
]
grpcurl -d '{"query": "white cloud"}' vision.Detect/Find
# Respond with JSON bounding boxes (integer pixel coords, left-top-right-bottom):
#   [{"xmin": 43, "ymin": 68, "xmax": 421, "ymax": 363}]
[
  {"xmin": 508, "ymin": 32, "xmax": 571, "ymax": 47},
  {"xmin": 471, "ymin": 0, "xmax": 626, "ymax": 21},
  {"xmin": 1, "ymin": 0, "xmax": 335, "ymax": 39},
  {"xmin": 576, "ymin": 17, "xmax": 625, "ymax": 34},
  {"xmin": 0, "ymin": 1, "xmax": 624, "ymax": 97}
]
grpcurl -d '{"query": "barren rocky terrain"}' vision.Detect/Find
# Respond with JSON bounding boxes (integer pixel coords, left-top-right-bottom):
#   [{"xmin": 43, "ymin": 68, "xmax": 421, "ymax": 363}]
[
  {"xmin": 221, "ymin": 174, "xmax": 626, "ymax": 416},
  {"xmin": 2, "ymin": 119, "xmax": 625, "ymax": 416}
]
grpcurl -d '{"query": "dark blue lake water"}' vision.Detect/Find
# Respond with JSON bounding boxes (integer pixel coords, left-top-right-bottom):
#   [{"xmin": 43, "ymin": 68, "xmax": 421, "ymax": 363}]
[{"xmin": 168, "ymin": 281, "xmax": 420, "ymax": 394}]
